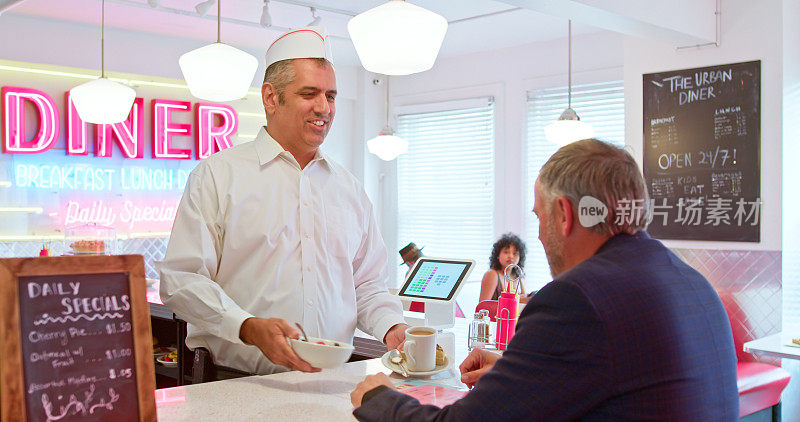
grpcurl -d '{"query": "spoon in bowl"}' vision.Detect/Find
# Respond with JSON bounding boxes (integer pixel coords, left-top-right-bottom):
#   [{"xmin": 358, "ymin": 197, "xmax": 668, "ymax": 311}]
[
  {"xmin": 388, "ymin": 349, "xmax": 409, "ymax": 377},
  {"xmin": 295, "ymin": 322, "xmax": 309, "ymax": 342}
]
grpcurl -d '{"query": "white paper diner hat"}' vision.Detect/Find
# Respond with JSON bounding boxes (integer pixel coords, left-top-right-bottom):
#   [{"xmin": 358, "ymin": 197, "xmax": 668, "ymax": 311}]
[{"xmin": 265, "ymin": 26, "xmax": 333, "ymax": 68}]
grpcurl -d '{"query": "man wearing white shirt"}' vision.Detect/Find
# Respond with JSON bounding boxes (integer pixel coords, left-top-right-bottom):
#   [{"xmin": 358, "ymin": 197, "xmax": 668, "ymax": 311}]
[{"xmin": 160, "ymin": 26, "xmax": 407, "ymax": 375}]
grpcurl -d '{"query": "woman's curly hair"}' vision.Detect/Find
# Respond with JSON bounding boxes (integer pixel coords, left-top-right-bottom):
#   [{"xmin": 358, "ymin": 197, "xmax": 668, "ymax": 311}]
[{"xmin": 489, "ymin": 233, "xmax": 527, "ymax": 275}]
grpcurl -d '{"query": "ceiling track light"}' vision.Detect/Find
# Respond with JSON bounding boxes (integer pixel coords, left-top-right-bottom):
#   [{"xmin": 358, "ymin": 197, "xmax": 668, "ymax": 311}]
[
  {"xmin": 179, "ymin": 0, "xmax": 258, "ymax": 101},
  {"xmin": 69, "ymin": 0, "xmax": 136, "ymax": 124},
  {"xmin": 0, "ymin": 0, "xmax": 27, "ymax": 15},
  {"xmin": 195, "ymin": 0, "xmax": 216, "ymax": 16},
  {"xmin": 307, "ymin": 7, "xmax": 321, "ymax": 26},
  {"xmin": 544, "ymin": 20, "xmax": 594, "ymax": 146},
  {"xmin": 260, "ymin": 0, "xmax": 272, "ymax": 28}
]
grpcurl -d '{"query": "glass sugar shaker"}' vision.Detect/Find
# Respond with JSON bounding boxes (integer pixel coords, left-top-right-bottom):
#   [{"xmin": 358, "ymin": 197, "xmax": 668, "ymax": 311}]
[{"xmin": 468, "ymin": 310, "xmax": 492, "ymax": 350}]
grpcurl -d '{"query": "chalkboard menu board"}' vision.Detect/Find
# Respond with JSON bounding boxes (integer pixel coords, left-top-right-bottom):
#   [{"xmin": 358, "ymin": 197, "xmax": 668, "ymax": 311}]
[
  {"xmin": 642, "ymin": 60, "xmax": 760, "ymax": 242},
  {"xmin": 0, "ymin": 255, "xmax": 155, "ymax": 422}
]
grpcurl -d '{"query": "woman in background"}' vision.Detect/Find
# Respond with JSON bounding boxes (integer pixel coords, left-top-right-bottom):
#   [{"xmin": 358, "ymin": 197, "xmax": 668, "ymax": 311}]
[{"xmin": 479, "ymin": 233, "xmax": 528, "ymax": 303}]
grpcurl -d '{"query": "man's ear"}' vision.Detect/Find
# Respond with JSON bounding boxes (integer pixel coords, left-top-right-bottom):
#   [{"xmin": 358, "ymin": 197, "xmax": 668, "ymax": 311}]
[
  {"xmin": 262, "ymin": 82, "xmax": 278, "ymax": 115},
  {"xmin": 555, "ymin": 196, "xmax": 574, "ymax": 237}
]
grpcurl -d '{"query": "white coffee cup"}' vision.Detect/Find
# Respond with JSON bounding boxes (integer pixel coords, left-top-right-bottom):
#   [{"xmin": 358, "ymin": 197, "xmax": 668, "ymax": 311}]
[{"xmin": 403, "ymin": 326, "xmax": 437, "ymax": 372}]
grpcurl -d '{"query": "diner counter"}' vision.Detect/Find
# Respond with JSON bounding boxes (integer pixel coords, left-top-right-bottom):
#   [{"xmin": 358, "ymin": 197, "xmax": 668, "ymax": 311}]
[
  {"xmin": 146, "ymin": 278, "xmax": 476, "ymax": 375},
  {"xmin": 148, "ymin": 278, "xmax": 478, "ymax": 420},
  {"xmin": 155, "ymin": 356, "xmax": 466, "ymax": 421}
]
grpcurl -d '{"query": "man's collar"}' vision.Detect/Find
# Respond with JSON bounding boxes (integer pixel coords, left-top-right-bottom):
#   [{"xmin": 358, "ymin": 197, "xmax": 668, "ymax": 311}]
[
  {"xmin": 254, "ymin": 127, "xmax": 284, "ymax": 165},
  {"xmin": 253, "ymin": 126, "xmax": 336, "ymax": 174},
  {"xmin": 595, "ymin": 230, "xmax": 650, "ymax": 255},
  {"xmin": 552, "ymin": 231, "xmax": 651, "ymax": 282}
]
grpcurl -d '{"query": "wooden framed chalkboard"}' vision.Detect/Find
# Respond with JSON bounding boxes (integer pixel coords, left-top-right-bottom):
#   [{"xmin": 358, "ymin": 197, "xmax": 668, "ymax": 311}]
[
  {"xmin": 643, "ymin": 60, "xmax": 760, "ymax": 242},
  {"xmin": 0, "ymin": 255, "xmax": 156, "ymax": 422}
]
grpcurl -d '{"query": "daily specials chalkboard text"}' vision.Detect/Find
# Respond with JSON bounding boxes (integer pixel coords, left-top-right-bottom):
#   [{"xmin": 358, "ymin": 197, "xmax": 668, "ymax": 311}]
[
  {"xmin": 0, "ymin": 255, "xmax": 155, "ymax": 422},
  {"xmin": 18, "ymin": 272, "xmax": 139, "ymax": 422}
]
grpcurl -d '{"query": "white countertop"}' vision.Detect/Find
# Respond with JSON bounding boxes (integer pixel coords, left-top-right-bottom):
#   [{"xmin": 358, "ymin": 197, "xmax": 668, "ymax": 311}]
[
  {"xmin": 155, "ymin": 357, "xmax": 465, "ymax": 421},
  {"xmin": 743, "ymin": 332, "xmax": 800, "ymax": 360},
  {"xmin": 156, "ymin": 319, "xmax": 479, "ymax": 421}
]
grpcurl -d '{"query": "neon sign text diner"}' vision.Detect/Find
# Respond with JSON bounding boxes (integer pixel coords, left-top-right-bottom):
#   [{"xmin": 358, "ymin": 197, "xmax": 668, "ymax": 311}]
[{"xmin": 2, "ymin": 86, "xmax": 239, "ymax": 160}]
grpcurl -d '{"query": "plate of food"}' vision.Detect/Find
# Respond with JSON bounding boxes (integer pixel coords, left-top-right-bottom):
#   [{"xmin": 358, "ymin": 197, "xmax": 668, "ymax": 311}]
[
  {"xmin": 153, "ymin": 345, "xmax": 176, "ymax": 357},
  {"xmin": 156, "ymin": 349, "xmax": 178, "ymax": 367},
  {"xmin": 381, "ymin": 345, "xmax": 450, "ymax": 377}
]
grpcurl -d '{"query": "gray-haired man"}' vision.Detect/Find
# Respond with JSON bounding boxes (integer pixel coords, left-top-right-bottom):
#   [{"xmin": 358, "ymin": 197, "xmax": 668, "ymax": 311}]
[{"xmin": 352, "ymin": 139, "xmax": 738, "ymax": 421}]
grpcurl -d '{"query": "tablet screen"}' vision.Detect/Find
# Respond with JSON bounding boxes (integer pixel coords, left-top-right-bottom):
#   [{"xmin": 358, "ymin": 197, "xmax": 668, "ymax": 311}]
[{"xmin": 398, "ymin": 259, "xmax": 473, "ymax": 301}]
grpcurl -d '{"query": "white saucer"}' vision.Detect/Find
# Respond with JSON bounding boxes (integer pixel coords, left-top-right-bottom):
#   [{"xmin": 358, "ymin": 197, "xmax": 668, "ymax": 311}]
[{"xmin": 381, "ymin": 351, "xmax": 450, "ymax": 377}]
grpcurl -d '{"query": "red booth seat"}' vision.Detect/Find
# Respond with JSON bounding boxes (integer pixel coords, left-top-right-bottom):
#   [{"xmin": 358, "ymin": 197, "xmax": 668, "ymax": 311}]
[
  {"xmin": 720, "ymin": 294, "xmax": 791, "ymax": 419},
  {"xmin": 736, "ymin": 361, "xmax": 791, "ymax": 418},
  {"xmin": 475, "ymin": 300, "xmax": 498, "ymax": 321}
]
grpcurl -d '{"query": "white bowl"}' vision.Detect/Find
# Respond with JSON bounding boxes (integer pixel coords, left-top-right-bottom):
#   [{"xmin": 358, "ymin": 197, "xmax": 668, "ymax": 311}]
[{"xmin": 289, "ymin": 337, "xmax": 354, "ymax": 369}]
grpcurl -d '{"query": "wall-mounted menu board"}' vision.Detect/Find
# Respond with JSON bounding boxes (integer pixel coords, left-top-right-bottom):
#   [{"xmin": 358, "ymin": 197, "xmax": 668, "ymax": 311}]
[
  {"xmin": 0, "ymin": 255, "xmax": 155, "ymax": 422},
  {"xmin": 643, "ymin": 60, "xmax": 760, "ymax": 242}
]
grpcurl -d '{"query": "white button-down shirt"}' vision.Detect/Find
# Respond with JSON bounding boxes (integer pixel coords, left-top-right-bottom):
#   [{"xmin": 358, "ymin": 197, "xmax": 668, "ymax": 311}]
[{"xmin": 159, "ymin": 127, "xmax": 404, "ymax": 374}]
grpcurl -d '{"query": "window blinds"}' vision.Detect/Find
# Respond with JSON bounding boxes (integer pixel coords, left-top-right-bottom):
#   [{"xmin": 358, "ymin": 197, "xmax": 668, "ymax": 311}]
[
  {"xmin": 396, "ymin": 100, "xmax": 495, "ymax": 287},
  {"xmin": 524, "ymin": 80, "xmax": 625, "ymax": 290}
]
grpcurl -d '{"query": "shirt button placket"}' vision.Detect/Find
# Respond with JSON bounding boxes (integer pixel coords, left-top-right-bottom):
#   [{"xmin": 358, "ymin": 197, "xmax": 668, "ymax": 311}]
[{"xmin": 299, "ymin": 172, "xmax": 316, "ymax": 331}]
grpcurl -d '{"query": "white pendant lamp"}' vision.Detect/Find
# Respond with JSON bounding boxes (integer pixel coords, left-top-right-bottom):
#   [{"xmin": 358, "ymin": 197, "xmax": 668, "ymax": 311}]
[
  {"xmin": 348, "ymin": 0, "xmax": 447, "ymax": 75},
  {"xmin": 544, "ymin": 20, "xmax": 594, "ymax": 146},
  {"xmin": 70, "ymin": 0, "xmax": 136, "ymax": 124},
  {"xmin": 179, "ymin": 0, "xmax": 258, "ymax": 102},
  {"xmin": 367, "ymin": 77, "xmax": 408, "ymax": 161}
]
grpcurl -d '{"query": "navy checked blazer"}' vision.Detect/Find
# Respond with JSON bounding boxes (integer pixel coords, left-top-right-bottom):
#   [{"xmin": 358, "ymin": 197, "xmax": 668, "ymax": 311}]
[{"xmin": 354, "ymin": 232, "xmax": 739, "ymax": 421}]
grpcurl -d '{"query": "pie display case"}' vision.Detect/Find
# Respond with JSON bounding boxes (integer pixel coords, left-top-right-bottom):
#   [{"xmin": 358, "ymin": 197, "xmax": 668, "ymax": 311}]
[{"xmin": 65, "ymin": 223, "xmax": 116, "ymax": 255}]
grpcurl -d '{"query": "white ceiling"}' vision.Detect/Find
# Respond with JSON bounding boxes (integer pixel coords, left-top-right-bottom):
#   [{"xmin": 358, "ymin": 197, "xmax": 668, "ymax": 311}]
[{"xmin": 2, "ymin": 0, "xmax": 602, "ymax": 68}]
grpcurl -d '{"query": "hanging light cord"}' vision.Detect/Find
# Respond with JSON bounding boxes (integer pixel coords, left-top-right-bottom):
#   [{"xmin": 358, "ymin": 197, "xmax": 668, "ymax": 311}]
[
  {"xmin": 567, "ymin": 19, "xmax": 571, "ymax": 109},
  {"xmin": 217, "ymin": 0, "xmax": 221, "ymax": 43},
  {"xmin": 101, "ymin": 0, "xmax": 105, "ymax": 78},
  {"xmin": 385, "ymin": 76, "xmax": 390, "ymax": 126}
]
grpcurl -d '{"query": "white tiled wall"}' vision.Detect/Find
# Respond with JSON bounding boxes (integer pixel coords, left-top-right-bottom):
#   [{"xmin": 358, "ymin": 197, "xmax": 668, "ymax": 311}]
[{"xmin": 0, "ymin": 237, "xmax": 168, "ymax": 280}]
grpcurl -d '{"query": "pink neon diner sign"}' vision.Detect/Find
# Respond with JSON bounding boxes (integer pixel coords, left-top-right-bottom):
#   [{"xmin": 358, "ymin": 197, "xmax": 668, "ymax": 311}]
[
  {"xmin": 152, "ymin": 99, "xmax": 192, "ymax": 160},
  {"xmin": 97, "ymin": 98, "xmax": 146, "ymax": 159},
  {"xmin": 196, "ymin": 103, "xmax": 237, "ymax": 160},
  {"xmin": 66, "ymin": 91, "xmax": 90, "ymax": 156},
  {"xmin": 2, "ymin": 86, "xmax": 60, "ymax": 154},
  {"xmin": 2, "ymin": 86, "xmax": 240, "ymax": 160}
]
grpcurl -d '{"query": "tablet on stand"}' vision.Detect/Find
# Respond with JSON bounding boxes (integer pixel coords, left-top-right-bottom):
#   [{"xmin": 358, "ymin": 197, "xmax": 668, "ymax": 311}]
[{"xmin": 397, "ymin": 257, "xmax": 475, "ymax": 329}]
